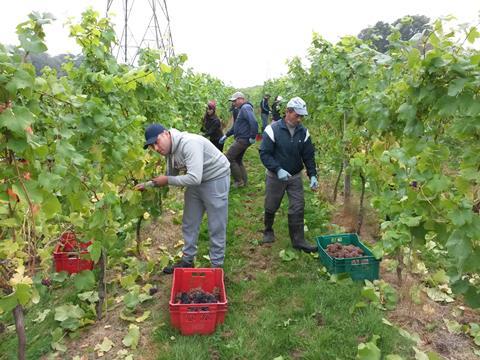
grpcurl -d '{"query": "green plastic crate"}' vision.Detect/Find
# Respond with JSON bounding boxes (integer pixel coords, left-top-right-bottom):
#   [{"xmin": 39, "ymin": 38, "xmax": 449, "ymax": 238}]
[{"xmin": 316, "ymin": 233, "xmax": 380, "ymax": 281}]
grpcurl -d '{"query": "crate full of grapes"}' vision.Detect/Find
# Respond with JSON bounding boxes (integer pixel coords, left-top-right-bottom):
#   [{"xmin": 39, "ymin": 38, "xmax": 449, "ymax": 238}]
[
  {"xmin": 316, "ymin": 233, "xmax": 380, "ymax": 281},
  {"xmin": 169, "ymin": 268, "xmax": 227, "ymax": 335}
]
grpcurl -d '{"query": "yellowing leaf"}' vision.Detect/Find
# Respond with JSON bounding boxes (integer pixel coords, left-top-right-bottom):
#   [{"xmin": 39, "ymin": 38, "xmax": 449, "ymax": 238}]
[
  {"xmin": 33, "ymin": 309, "xmax": 51, "ymax": 323},
  {"xmin": 122, "ymin": 324, "xmax": 140, "ymax": 349},
  {"xmin": 135, "ymin": 310, "xmax": 151, "ymax": 323},
  {"xmin": 120, "ymin": 312, "xmax": 136, "ymax": 322},
  {"xmin": 95, "ymin": 337, "xmax": 114, "ymax": 356},
  {"xmin": 425, "ymin": 287, "xmax": 454, "ymax": 303},
  {"xmin": 174, "ymin": 240, "xmax": 184, "ymax": 249},
  {"xmin": 9, "ymin": 266, "xmax": 33, "ymax": 286}
]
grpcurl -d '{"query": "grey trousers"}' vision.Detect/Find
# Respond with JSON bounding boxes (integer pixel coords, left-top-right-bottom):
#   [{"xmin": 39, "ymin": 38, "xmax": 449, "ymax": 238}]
[
  {"xmin": 264, "ymin": 174, "xmax": 304, "ymax": 215},
  {"xmin": 261, "ymin": 113, "xmax": 269, "ymax": 131},
  {"xmin": 182, "ymin": 175, "xmax": 230, "ymax": 266},
  {"xmin": 225, "ymin": 139, "xmax": 250, "ymax": 185}
]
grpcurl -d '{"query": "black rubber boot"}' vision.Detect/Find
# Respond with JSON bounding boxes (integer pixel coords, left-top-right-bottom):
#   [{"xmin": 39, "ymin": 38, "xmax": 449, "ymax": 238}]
[
  {"xmin": 262, "ymin": 212, "xmax": 275, "ymax": 244},
  {"xmin": 288, "ymin": 213, "xmax": 317, "ymax": 253},
  {"xmin": 163, "ymin": 258, "xmax": 194, "ymax": 275}
]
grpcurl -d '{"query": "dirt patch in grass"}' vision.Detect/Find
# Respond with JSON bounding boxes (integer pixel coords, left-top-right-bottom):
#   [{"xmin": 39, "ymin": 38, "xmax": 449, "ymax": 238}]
[
  {"xmin": 143, "ymin": 210, "xmax": 184, "ymax": 254},
  {"xmin": 290, "ymin": 349, "xmax": 305, "ymax": 359},
  {"xmin": 209, "ymin": 348, "xmax": 221, "ymax": 360},
  {"xmin": 385, "ymin": 274, "xmax": 480, "ymax": 360},
  {"xmin": 313, "ymin": 312, "xmax": 325, "ymax": 327}
]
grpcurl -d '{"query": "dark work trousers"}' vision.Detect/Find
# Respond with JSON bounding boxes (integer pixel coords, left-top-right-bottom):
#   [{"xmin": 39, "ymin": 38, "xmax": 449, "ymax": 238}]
[
  {"xmin": 264, "ymin": 174, "xmax": 304, "ymax": 216},
  {"xmin": 225, "ymin": 139, "xmax": 250, "ymax": 186},
  {"xmin": 210, "ymin": 138, "xmax": 224, "ymax": 152},
  {"xmin": 261, "ymin": 113, "xmax": 269, "ymax": 132}
]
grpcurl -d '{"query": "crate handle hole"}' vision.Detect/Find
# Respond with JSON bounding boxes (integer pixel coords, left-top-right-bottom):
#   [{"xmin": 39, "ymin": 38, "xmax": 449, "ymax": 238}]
[{"xmin": 191, "ymin": 272, "xmax": 207, "ymax": 277}]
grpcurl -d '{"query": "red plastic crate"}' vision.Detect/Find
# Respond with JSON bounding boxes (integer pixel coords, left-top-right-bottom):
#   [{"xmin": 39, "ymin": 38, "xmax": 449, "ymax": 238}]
[
  {"xmin": 60, "ymin": 231, "xmax": 77, "ymax": 252},
  {"xmin": 53, "ymin": 232, "xmax": 94, "ymax": 274},
  {"xmin": 169, "ymin": 268, "xmax": 228, "ymax": 335}
]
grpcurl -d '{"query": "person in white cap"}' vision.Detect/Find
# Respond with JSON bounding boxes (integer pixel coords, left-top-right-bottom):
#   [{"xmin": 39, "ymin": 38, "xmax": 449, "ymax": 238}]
[
  {"xmin": 259, "ymin": 97, "xmax": 318, "ymax": 253},
  {"xmin": 219, "ymin": 91, "xmax": 258, "ymax": 187},
  {"xmin": 271, "ymin": 95, "xmax": 283, "ymax": 122},
  {"xmin": 259, "ymin": 93, "xmax": 271, "ymax": 131}
]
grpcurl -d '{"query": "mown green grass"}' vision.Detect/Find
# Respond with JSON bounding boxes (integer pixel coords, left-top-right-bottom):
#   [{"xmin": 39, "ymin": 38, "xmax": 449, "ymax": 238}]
[{"xmin": 152, "ymin": 144, "xmax": 413, "ymax": 360}]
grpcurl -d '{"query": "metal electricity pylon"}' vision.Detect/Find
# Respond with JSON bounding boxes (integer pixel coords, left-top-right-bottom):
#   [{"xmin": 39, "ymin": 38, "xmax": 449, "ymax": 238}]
[{"xmin": 106, "ymin": 0, "xmax": 175, "ymax": 65}]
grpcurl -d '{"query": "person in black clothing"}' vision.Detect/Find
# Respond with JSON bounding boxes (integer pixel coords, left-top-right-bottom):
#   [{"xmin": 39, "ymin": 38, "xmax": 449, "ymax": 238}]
[
  {"xmin": 260, "ymin": 94, "xmax": 271, "ymax": 132},
  {"xmin": 201, "ymin": 100, "xmax": 224, "ymax": 151},
  {"xmin": 271, "ymin": 95, "xmax": 283, "ymax": 122}
]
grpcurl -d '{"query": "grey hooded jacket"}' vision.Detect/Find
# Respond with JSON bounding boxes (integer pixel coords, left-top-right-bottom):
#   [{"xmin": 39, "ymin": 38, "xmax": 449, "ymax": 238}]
[{"xmin": 166, "ymin": 129, "xmax": 230, "ymax": 186}]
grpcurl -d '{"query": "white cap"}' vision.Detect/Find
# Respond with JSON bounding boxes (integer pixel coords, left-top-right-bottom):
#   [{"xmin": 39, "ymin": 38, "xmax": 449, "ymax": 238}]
[
  {"xmin": 229, "ymin": 91, "xmax": 245, "ymax": 101},
  {"xmin": 287, "ymin": 96, "xmax": 308, "ymax": 116}
]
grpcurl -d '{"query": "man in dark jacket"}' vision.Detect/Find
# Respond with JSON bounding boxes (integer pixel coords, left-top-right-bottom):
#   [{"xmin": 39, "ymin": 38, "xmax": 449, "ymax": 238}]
[
  {"xmin": 260, "ymin": 94, "xmax": 271, "ymax": 131},
  {"xmin": 201, "ymin": 100, "xmax": 224, "ymax": 151},
  {"xmin": 259, "ymin": 97, "xmax": 318, "ymax": 253},
  {"xmin": 220, "ymin": 91, "xmax": 258, "ymax": 187}
]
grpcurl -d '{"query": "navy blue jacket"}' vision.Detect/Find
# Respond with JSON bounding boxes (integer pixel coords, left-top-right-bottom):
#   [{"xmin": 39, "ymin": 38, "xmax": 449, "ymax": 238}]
[
  {"xmin": 260, "ymin": 98, "xmax": 270, "ymax": 114},
  {"xmin": 259, "ymin": 119, "xmax": 317, "ymax": 178},
  {"xmin": 225, "ymin": 102, "xmax": 258, "ymax": 140}
]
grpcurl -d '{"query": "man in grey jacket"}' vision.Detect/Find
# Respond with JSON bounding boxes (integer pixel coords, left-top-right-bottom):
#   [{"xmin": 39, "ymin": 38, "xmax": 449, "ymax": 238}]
[
  {"xmin": 136, "ymin": 124, "xmax": 231, "ymax": 273},
  {"xmin": 219, "ymin": 91, "xmax": 258, "ymax": 187}
]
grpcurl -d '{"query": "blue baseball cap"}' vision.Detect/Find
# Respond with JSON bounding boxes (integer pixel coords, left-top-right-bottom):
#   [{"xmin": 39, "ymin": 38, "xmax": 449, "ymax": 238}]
[{"xmin": 143, "ymin": 124, "xmax": 166, "ymax": 149}]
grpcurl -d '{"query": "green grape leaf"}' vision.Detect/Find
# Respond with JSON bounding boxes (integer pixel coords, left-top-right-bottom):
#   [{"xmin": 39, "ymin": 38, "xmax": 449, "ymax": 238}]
[
  {"xmin": 88, "ymin": 241, "xmax": 102, "ymax": 263},
  {"xmin": 445, "ymin": 230, "xmax": 472, "ymax": 273},
  {"xmin": 279, "ymin": 249, "xmax": 298, "ymax": 262},
  {"xmin": 0, "ymin": 293, "xmax": 18, "ymax": 313},
  {"xmin": 42, "ymin": 193, "xmax": 61, "ymax": 219},
  {"xmin": 357, "ymin": 334, "xmax": 381, "ymax": 360},
  {"xmin": 15, "ymin": 283, "xmax": 32, "ymax": 305},
  {"xmin": 54, "ymin": 304, "xmax": 85, "ymax": 322},
  {"xmin": 0, "ymin": 106, "xmax": 35, "ymax": 135},
  {"xmin": 73, "ymin": 270, "xmax": 95, "ymax": 291},
  {"xmin": 448, "ymin": 78, "xmax": 468, "ymax": 97},
  {"xmin": 124, "ymin": 292, "xmax": 140, "ymax": 309}
]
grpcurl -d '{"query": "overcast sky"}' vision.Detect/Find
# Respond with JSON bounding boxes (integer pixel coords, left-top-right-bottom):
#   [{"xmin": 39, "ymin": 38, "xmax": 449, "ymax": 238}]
[{"xmin": 1, "ymin": 0, "xmax": 479, "ymax": 87}]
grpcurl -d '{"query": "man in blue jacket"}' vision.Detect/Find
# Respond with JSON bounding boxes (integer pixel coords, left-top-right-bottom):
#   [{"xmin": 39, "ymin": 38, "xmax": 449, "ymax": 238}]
[
  {"xmin": 259, "ymin": 97, "xmax": 318, "ymax": 253},
  {"xmin": 220, "ymin": 92, "xmax": 258, "ymax": 187},
  {"xmin": 260, "ymin": 93, "xmax": 271, "ymax": 132}
]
